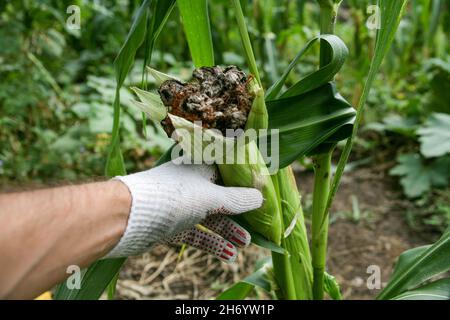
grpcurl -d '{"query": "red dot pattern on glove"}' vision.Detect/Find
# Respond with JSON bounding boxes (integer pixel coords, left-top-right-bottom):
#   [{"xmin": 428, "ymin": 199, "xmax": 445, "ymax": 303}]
[
  {"xmin": 202, "ymin": 216, "xmax": 251, "ymax": 247},
  {"xmin": 168, "ymin": 228, "xmax": 238, "ymax": 262}
]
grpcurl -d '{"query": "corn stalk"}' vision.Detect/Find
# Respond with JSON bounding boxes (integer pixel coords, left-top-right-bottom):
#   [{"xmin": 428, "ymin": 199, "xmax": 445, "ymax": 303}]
[
  {"xmin": 54, "ymin": 0, "xmax": 409, "ymax": 300},
  {"xmin": 311, "ymin": 0, "xmax": 341, "ymax": 300}
]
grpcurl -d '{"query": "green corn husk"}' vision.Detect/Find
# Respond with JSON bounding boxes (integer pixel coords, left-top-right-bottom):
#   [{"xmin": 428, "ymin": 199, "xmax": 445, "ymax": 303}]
[
  {"xmin": 218, "ymin": 141, "xmax": 282, "ymax": 245},
  {"xmin": 245, "ymin": 80, "xmax": 268, "ymax": 131},
  {"xmin": 167, "ymin": 114, "xmax": 282, "ymax": 244},
  {"xmin": 276, "ymin": 167, "xmax": 313, "ymax": 299}
]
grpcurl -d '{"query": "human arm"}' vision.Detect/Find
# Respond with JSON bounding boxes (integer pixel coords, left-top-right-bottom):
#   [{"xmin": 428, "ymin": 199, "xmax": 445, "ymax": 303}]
[
  {"xmin": 0, "ymin": 162, "xmax": 262, "ymax": 299},
  {"xmin": 0, "ymin": 180, "xmax": 131, "ymax": 299}
]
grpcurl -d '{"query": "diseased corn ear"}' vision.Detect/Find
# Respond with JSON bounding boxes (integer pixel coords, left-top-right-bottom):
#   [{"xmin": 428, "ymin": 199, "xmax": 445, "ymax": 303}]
[
  {"xmin": 168, "ymin": 114, "xmax": 235, "ymax": 164},
  {"xmin": 146, "ymin": 66, "xmax": 180, "ymax": 86},
  {"xmin": 131, "ymin": 87, "xmax": 167, "ymax": 122},
  {"xmin": 168, "ymin": 114, "xmax": 282, "ymax": 244}
]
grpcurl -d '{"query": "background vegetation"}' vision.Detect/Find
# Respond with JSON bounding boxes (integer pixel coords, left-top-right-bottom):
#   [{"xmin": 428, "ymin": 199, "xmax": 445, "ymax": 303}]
[{"xmin": 1, "ymin": 0, "xmax": 449, "ymax": 264}]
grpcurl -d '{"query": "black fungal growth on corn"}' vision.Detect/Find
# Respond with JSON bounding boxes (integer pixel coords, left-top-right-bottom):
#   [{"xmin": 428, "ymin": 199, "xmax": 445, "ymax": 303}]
[{"xmin": 158, "ymin": 66, "xmax": 254, "ymax": 136}]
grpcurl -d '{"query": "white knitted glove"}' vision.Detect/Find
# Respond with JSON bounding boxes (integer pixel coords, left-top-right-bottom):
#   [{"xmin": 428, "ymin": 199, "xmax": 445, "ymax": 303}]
[{"xmin": 105, "ymin": 161, "xmax": 263, "ymax": 262}]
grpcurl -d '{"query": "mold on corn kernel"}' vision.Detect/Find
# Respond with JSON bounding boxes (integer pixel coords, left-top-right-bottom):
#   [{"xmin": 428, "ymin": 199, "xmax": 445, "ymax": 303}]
[{"xmin": 158, "ymin": 66, "xmax": 254, "ymax": 136}]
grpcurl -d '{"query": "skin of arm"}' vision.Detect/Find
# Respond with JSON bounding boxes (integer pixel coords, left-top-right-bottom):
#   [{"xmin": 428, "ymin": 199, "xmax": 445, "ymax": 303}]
[{"xmin": 0, "ymin": 180, "xmax": 131, "ymax": 299}]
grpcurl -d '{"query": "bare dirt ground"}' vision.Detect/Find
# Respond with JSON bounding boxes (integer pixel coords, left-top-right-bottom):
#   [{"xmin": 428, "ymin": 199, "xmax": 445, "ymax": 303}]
[{"xmin": 116, "ymin": 164, "xmax": 432, "ymax": 300}]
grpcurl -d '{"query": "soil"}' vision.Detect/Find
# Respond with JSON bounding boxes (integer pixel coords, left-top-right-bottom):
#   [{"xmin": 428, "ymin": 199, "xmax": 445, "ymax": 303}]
[{"xmin": 116, "ymin": 163, "xmax": 434, "ymax": 300}]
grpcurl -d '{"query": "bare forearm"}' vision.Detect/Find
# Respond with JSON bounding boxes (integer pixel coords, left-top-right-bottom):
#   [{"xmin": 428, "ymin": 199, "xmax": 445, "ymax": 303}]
[{"xmin": 0, "ymin": 180, "xmax": 131, "ymax": 299}]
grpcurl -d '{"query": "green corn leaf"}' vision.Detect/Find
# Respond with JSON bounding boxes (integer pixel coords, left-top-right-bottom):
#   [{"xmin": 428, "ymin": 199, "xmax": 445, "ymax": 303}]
[
  {"xmin": 232, "ymin": 0, "xmax": 261, "ymax": 85},
  {"xmin": 262, "ymin": 33, "xmax": 353, "ymax": 167},
  {"xmin": 266, "ymin": 34, "xmax": 348, "ymax": 100},
  {"xmin": 217, "ymin": 260, "xmax": 272, "ymax": 300},
  {"xmin": 216, "ymin": 282, "xmax": 255, "ymax": 300},
  {"xmin": 266, "ymin": 37, "xmax": 319, "ymax": 100},
  {"xmin": 389, "ymin": 245, "xmax": 430, "ymax": 280},
  {"xmin": 114, "ymin": 0, "xmax": 151, "ymax": 88},
  {"xmin": 266, "ymin": 82, "xmax": 355, "ymax": 168},
  {"xmin": 391, "ymin": 278, "xmax": 450, "ymax": 300},
  {"xmin": 106, "ymin": 0, "xmax": 151, "ymax": 177},
  {"xmin": 178, "ymin": 0, "xmax": 214, "ymax": 67},
  {"xmin": 377, "ymin": 228, "xmax": 450, "ymax": 300},
  {"xmin": 55, "ymin": 0, "xmax": 174, "ymax": 300},
  {"xmin": 54, "ymin": 258, "xmax": 126, "ymax": 300},
  {"xmin": 326, "ymin": 0, "xmax": 409, "ymax": 218},
  {"xmin": 139, "ymin": 0, "xmax": 176, "ymax": 134},
  {"xmin": 141, "ymin": 0, "xmax": 176, "ymax": 84}
]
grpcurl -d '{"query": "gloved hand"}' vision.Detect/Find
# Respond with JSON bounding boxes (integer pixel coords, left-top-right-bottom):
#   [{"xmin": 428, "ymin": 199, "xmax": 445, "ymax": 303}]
[{"xmin": 105, "ymin": 161, "xmax": 263, "ymax": 262}]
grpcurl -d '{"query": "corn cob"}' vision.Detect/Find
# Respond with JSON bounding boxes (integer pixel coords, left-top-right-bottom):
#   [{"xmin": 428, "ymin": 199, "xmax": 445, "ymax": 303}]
[{"xmin": 132, "ymin": 66, "xmax": 283, "ymax": 244}]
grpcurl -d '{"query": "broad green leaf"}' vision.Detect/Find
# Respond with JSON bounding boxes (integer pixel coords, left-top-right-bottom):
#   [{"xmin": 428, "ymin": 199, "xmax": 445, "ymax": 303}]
[
  {"xmin": 105, "ymin": 138, "xmax": 126, "ymax": 177},
  {"xmin": 389, "ymin": 245, "xmax": 430, "ymax": 280},
  {"xmin": 389, "ymin": 153, "xmax": 450, "ymax": 198},
  {"xmin": 266, "ymin": 83, "xmax": 355, "ymax": 168},
  {"xmin": 327, "ymin": 0, "xmax": 409, "ymax": 218},
  {"xmin": 389, "ymin": 154, "xmax": 433, "ymax": 198},
  {"xmin": 418, "ymin": 113, "xmax": 450, "ymax": 158},
  {"xmin": 392, "ymin": 278, "xmax": 450, "ymax": 300},
  {"xmin": 232, "ymin": 0, "xmax": 268, "ymax": 131},
  {"xmin": 377, "ymin": 228, "xmax": 450, "ymax": 300},
  {"xmin": 217, "ymin": 261, "xmax": 272, "ymax": 300},
  {"xmin": 107, "ymin": 272, "xmax": 119, "ymax": 300},
  {"xmin": 178, "ymin": 0, "xmax": 214, "ymax": 67}
]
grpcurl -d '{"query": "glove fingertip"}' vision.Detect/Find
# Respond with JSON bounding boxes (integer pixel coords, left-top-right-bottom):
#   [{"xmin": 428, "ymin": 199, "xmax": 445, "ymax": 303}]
[
  {"xmin": 218, "ymin": 242, "xmax": 238, "ymax": 263},
  {"xmin": 221, "ymin": 187, "xmax": 264, "ymax": 214}
]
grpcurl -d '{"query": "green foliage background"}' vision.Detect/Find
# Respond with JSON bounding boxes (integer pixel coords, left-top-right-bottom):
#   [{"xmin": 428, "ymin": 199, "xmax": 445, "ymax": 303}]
[{"xmin": 0, "ymin": 0, "xmax": 449, "ymax": 224}]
